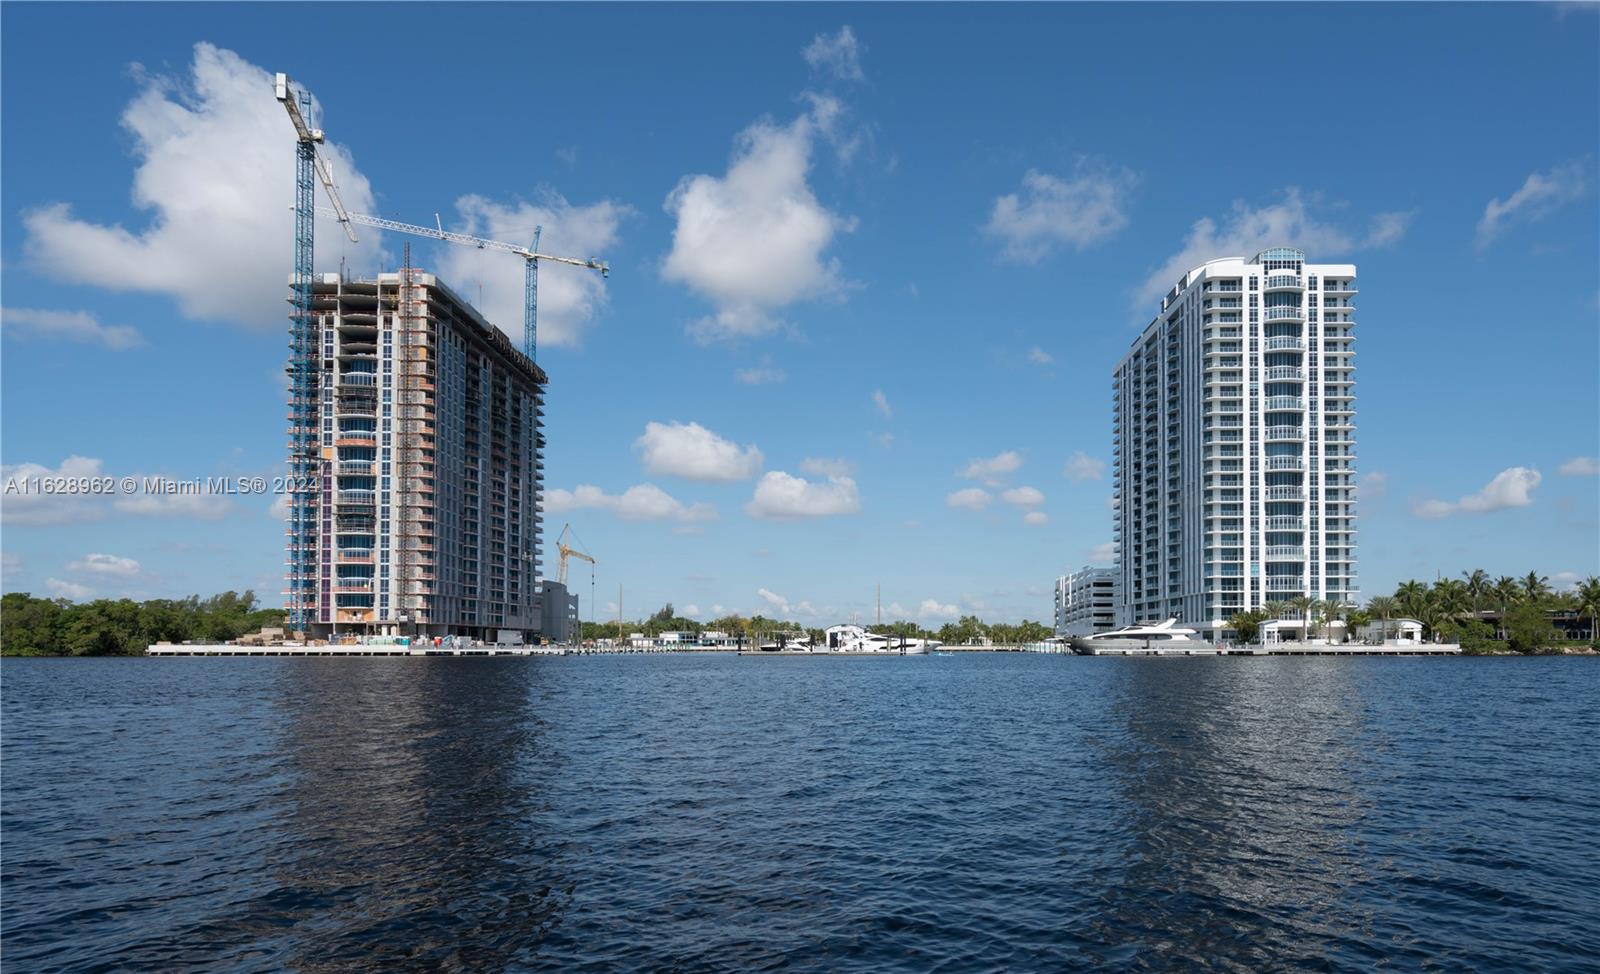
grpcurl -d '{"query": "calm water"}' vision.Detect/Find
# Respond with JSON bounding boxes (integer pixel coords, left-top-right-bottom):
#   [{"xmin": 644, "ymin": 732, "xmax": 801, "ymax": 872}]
[{"xmin": 3, "ymin": 655, "xmax": 1597, "ymax": 972}]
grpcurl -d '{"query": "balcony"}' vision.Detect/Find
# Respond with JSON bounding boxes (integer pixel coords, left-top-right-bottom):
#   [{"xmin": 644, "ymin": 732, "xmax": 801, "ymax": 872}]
[
  {"xmin": 1266, "ymin": 486, "xmax": 1304, "ymax": 500},
  {"xmin": 1264, "ymin": 425, "xmax": 1304, "ymax": 442},
  {"xmin": 1263, "ymin": 306, "xmax": 1304, "ymax": 323},
  {"xmin": 1265, "ymin": 577, "xmax": 1303, "ymax": 592},
  {"xmin": 1265, "ymin": 336, "xmax": 1303, "ymax": 351},
  {"xmin": 1265, "ymin": 516, "xmax": 1304, "ymax": 530},
  {"xmin": 1264, "ymin": 366, "xmax": 1304, "ymax": 382},
  {"xmin": 1265, "ymin": 456, "xmax": 1304, "ymax": 471},
  {"xmin": 1264, "ymin": 396, "xmax": 1304, "ymax": 411},
  {"xmin": 1264, "ymin": 274, "xmax": 1303, "ymax": 291}
]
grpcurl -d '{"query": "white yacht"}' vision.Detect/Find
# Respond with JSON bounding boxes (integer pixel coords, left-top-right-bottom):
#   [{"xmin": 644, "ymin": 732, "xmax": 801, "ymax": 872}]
[
  {"xmin": 822, "ymin": 624, "xmax": 938, "ymax": 655},
  {"xmin": 1070, "ymin": 619, "xmax": 1218, "ymax": 656}
]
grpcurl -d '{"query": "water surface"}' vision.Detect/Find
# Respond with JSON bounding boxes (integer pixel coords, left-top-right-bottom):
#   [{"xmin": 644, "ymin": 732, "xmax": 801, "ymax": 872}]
[{"xmin": 4, "ymin": 655, "xmax": 1597, "ymax": 971}]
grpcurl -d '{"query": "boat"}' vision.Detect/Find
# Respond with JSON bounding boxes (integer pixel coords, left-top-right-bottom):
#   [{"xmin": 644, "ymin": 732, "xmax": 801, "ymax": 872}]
[
  {"xmin": 821, "ymin": 624, "xmax": 938, "ymax": 655},
  {"xmin": 1070, "ymin": 619, "xmax": 1218, "ymax": 656},
  {"xmin": 756, "ymin": 633, "xmax": 814, "ymax": 652}
]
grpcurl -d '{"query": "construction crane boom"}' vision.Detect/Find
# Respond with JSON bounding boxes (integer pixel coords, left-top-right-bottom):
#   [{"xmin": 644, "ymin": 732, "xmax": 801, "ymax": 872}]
[
  {"xmin": 276, "ymin": 75, "xmax": 358, "ymax": 244},
  {"xmin": 556, "ymin": 523, "xmax": 595, "ymax": 586}
]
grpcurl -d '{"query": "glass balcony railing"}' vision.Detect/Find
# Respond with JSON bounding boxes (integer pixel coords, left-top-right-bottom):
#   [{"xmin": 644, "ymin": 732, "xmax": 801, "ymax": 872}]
[
  {"xmin": 1265, "ymin": 456, "xmax": 1304, "ymax": 471},
  {"xmin": 1265, "ymin": 336, "xmax": 1304, "ymax": 351},
  {"xmin": 1264, "ymin": 425, "xmax": 1303, "ymax": 441},
  {"xmin": 1265, "ymin": 486, "xmax": 1304, "ymax": 500},
  {"xmin": 1264, "ymin": 546, "xmax": 1305, "ymax": 560},
  {"xmin": 1263, "ymin": 306, "xmax": 1304, "ymax": 322},
  {"xmin": 1264, "ymin": 366, "xmax": 1304, "ymax": 381},
  {"xmin": 1266, "ymin": 516, "xmax": 1304, "ymax": 530},
  {"xmin": 1264, "ymin": 396, "xmax": 1304, "ymax": 411}
]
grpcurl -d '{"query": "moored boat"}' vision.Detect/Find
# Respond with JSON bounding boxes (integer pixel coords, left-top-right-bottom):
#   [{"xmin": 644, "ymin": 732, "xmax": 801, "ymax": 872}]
[{"xmin": 1070, "ymin": 619, "xmax": 1218, "ymax": 656}]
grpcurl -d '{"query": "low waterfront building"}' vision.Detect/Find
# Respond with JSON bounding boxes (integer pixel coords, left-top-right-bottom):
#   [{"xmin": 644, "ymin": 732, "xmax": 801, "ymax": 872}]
[
  {"xmin": 538, "ymin": 580, "xmax": 580, "ymax": 644},
  {"xmin": 1055, "ymin": 566, "xmax": 1118, "ymax": 637}
]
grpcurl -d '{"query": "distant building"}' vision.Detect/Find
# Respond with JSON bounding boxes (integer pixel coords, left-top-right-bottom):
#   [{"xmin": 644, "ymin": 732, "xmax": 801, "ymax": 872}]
[
  {"xmin": 286, "ymin": 270, "xmax": 546, "ymax": 642},
  {"xmin": 538, "ymin": 580, "xmax": 579, "ymax": 644},
  {"xmin": 1055, "ymin": 567, "xmax": 1118, "ymax": 637},
  {"xmin": 1112, "ymin": 248, "xmax": 1358, "ymax": 631}
]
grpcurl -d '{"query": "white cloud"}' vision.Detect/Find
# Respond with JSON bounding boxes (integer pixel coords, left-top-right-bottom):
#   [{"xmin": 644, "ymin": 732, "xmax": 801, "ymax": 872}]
[
  {"xmin": 682, "ymin": 603, "xmax": 701, "ymax": 618},
  {"xmin": 918, "ymin": 598, "xmax": 960, "ymax": 621},
  {"xmin": 45, "ymin": 578, "xmax": 94, "ymax": 601},
  {"xmin": 22, "ymin": 43, "xmax": 381, "ymax": 328},
  {"xmin": 1023, "ymin": 511, "xmax": 1049, "ymax": 526},
  {"xmin": 1414, "ymin": 466, "xmax": 1542, "ymax": 518},
  {"xmin": 1136, "ymin": 189, "xmax": 1413, "ymax": 308},
  {"xmin": 1358, "ymin": 471, "xmax": 1389, "ymax": 499},
  {"xmin": 1, "ymin": 456, "xmax": 108, "ymax": 525},
  {"xmin": 635, "ymin": 421, "xmax": 763, "ymax": 482},
  {"xmin": 735, "ymin": 358, "xmax": 786, "ymax": 385},
  {"xmin": 435, "ymin": 192, "xmax": 629, "ymax": 348},
  {"xmin": 1027, "ymin": 346, "xmax": 1054, "ymax": 365},
  {"xmin": 986, "ymin": 161, "xmax": 1139, "ymax": 263},
  {"xmin": 802, "ymin": 26, "xmax": 865, "ymax": 82},
  {"xmin": 1558, "ymin": 456, "xmax": 1599, "ymax": 476},
  {"xmin": 959, "ymin": 450, "xmax": 1023, "ymax": 485},
  {"xmin": 1063, "ymin": 451, "xmax": 1105, "ymax": 482},
  {"xmin": 746, "ymin": 471, "xmax": 861, "ymax": 519},
  {"xmin": 1088, "ymin": 541, "xmax": 1116, "ymax": 565},
  {"xmin": 662, "ymin": 99, "xmax": 855, "ymax": 342},
  {"xmin": 545, "ymin": 483, "xmax": 716, "ymax": 523},
  {"xmin": 800, "ymin": 456, "xmax": 853, "ymax": 477},
  {"xmin": 1001, "ymin": 486, "xmax": 1045, "ymax": 507},
  {"xmin": 2, "ymin": 307, "xmax": 143, "ymax": 349},
  {"xmin": 1551, "ymin": 572, "xmax": 1583, "ymax": 592},
  {"xmin": 869, "ymin": 432, "xmax": 894, "ymax": 449},
  {"xmin": 1476, "ymin": 162, "xmax": 1589, "ymax": 251},
  {"xmin": 66, "ymin": 553, "xmax": 142, "ymax": 577},
  {"xmin": 946, "ymin": 487, "xmax": 992, "ymax": 511},
  {"xmin": 872, "ymin": 389, "xmax": 892, "ymax": 418},
  {"xmin": 269, "ymin": 493, "xmax": 292, "ymax": 520},
  {"xmin": 756, "ymin": 587, "xmax": 817, "ymax": 617}
]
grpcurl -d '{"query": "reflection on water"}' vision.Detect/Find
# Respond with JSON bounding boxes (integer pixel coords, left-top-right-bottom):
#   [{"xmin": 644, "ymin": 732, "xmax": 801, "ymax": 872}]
[
  {"xmin": 261, "ymin": 661, "xmax": 569, "ymax": 971},
  {"xmin": 3, "ymin": 655, "xmax": 1598, "ymax": 972},
  {"xmin": 1086, "ymin": 660, "xmax": 1380, "ymax": 969}
]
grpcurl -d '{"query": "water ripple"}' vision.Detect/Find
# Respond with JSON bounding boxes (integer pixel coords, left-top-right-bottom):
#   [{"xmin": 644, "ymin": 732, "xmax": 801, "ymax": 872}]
[{"xmin": 3, "ymin": 655, "xmax": 1598, "ymax": 972}]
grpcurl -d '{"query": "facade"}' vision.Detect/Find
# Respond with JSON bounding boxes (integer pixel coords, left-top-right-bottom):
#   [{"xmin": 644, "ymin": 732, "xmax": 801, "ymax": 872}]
[
  {"xmin": 1112, "ymin": 247, "xmax": 1357, "ymax": 632},
  {"xmin": 287, "ymin": 269, "xmax": 547, "ymax": 641},
  {"xmin": 538, "ymin": 580, "xmax": 580, "ymax": 644},
  {"xmin": 1054, "ymin": 566, "xmax": 1118, "ymax": 637}
]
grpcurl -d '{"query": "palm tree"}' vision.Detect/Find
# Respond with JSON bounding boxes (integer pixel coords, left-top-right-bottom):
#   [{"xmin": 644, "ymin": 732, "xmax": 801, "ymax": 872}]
[
  {"xmin": 1493, "ymin": 576, "xmax": 1521, "ymax": 638},
  {"xmin": 1367, "ymin": 595, "xmax": 1398, "ymax": 643},
  {"xmin": 1287, "ymin": 595, "xmax": 1315, "ymax": 642},
  {"xmin": 1575, "ymin": 577, "xmax": 1600, "ymax": 643},
  {"xmin": 1396, "ymin": 579, "xmax": 1428, "ymax": 619},
  {"xmin": 1522, "ymin": 571, "xmax": 1550, "ymax": 605},
  {"xmin": 1432, "ymin": 578, "xmax": 1470, "ymax": 622},
  {"xmin": 1462, "ymin": 569, "xmax": 1490, "ymax": 616}
]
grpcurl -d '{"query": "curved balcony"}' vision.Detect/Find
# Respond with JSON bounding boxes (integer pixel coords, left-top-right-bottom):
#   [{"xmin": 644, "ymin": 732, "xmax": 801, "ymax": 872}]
[
  {"xmin": 1264, "ymin": 274, "xmax": 1303, "ymax": 292},
  {"xmin": 1265, "ymin": 336, "xmax": 1304, "ymax": 351},
  {"xmin": 1264, "ymin": 546, "xmax": 1305, "ymax": 560},
  {"xmin": 1265, "ymin": 577, "xmax": 1304, "ymax": 592},
  {"xmin": 337, "ymin": 490, "xmax": 376, "ymax": 507},
  {"xmin": 1265, "ymin": 456, "xmax": 1305, "ymax": 471},
  {"xmin": 1266, "ymin": 516, "xmax": 1304, "ymax": 530},
  {"xmin": 1264, "ymin": 366, "xmax": 1304, "ymax": 381},
  {"xmin": 1264, "ymin": 396, "xmax": 1304, "ymax": 411},
  {"xmin": 1263, "ymin": 305, "xmax": 1304, "ymax": 323},
  {"xmin": 1265, "ymin": 486, "xmax": 1305, "ymax": 500},
  {"xmin": 1264, "ymin": 425, "xmax": 1304, "ymax": 442}
]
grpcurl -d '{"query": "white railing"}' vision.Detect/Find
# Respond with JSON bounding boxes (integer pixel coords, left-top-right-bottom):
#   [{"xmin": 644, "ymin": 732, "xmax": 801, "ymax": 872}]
[
  {"xmin": 1265, "ymin": 457, "xmax": 1304, "ymax": 471},
  {"xmin": 1266, "ymin": 516, "xmax": 1304, "ymax": 530},
  {"xmin": 1264, "ymin": 425, "xmax": 1302, "ymax": 440},
  {"xmin": 1264, "ymin": 546, "xmax": 1304, "ymax": 559},
  {"xmin": 1265, "ymin": 396, "xmax": 1304, "ymax": 411},
  {"xmin": 1264, "ymin": 366, "xmax": 1304, "ymax": 381},
  {"xmin": 1265, "ymin": 337, "xmax": 1303, "ymax": 351},
  {"xmin": 1266, "ymin": 486, "xmax": 1304, "ymax": 500}
]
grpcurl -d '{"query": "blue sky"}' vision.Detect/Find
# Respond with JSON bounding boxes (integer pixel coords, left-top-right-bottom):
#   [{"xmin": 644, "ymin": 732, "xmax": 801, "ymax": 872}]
[{"xmin": 2, "ymin": 3, "xmax": 1597, "ymax": 624}]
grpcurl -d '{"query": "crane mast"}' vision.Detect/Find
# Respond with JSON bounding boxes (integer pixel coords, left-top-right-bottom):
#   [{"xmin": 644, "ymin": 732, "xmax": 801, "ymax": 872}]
[{"xmin": 556, "ymin": 523, "xmax": 596, "ymax": 586}]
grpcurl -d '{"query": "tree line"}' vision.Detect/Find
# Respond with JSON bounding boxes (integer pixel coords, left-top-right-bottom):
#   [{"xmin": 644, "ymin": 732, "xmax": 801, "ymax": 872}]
[
  {"xmin": 1, "ymin": 591, "xmax": 285, "ymax": 657},
  {"xmin": 578, "ymin": 604, "xmax": 1054, "ymax": 646},
  {"xmin": 1226, "ymin": 571, "xmax": 1600, "ymax": 654}
]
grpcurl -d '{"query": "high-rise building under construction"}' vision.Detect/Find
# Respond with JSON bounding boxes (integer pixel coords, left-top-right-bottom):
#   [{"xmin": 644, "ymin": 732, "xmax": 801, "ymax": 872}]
[{"xmin": 286, "ymin": 268, "xmax": 545, "ymax": 641}]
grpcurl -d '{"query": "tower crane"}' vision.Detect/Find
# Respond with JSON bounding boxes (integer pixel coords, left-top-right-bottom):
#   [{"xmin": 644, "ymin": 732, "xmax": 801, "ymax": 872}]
[
  {"xmin": 275, "ymin": 72, "xmax": 357, "ymax": 633},
  {"xmin": 314, "ymin": 207, "xmax": 608, "ymax": 363},
  {"xmin": 556, "ymin": 523, "xmax": 595, "ymax": 586}
]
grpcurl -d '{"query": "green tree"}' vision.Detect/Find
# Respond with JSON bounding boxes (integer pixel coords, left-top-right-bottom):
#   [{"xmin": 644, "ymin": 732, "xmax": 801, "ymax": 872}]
[
  {"xmin": 1228, "ymin": 610, "xmax": 1267, "ymax": 643},
  {"xmin": 1504, "ymin": 602, "xmax": 1560, "ymax": 654},
  {"xmin": 1462, "ymin": 569, "xmax": 1491, "ymax": 614},
  {"xmin": 1574, "ymin": 576, "xmax": 1600, "ymax": 644},
  {"xmin": 1366, "ymin": 595, "xmax": 1397, "ymax": 643},
  {"xmin": 1521, "ymin": 571, "xmax": 1550, "ymax": 605}
]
